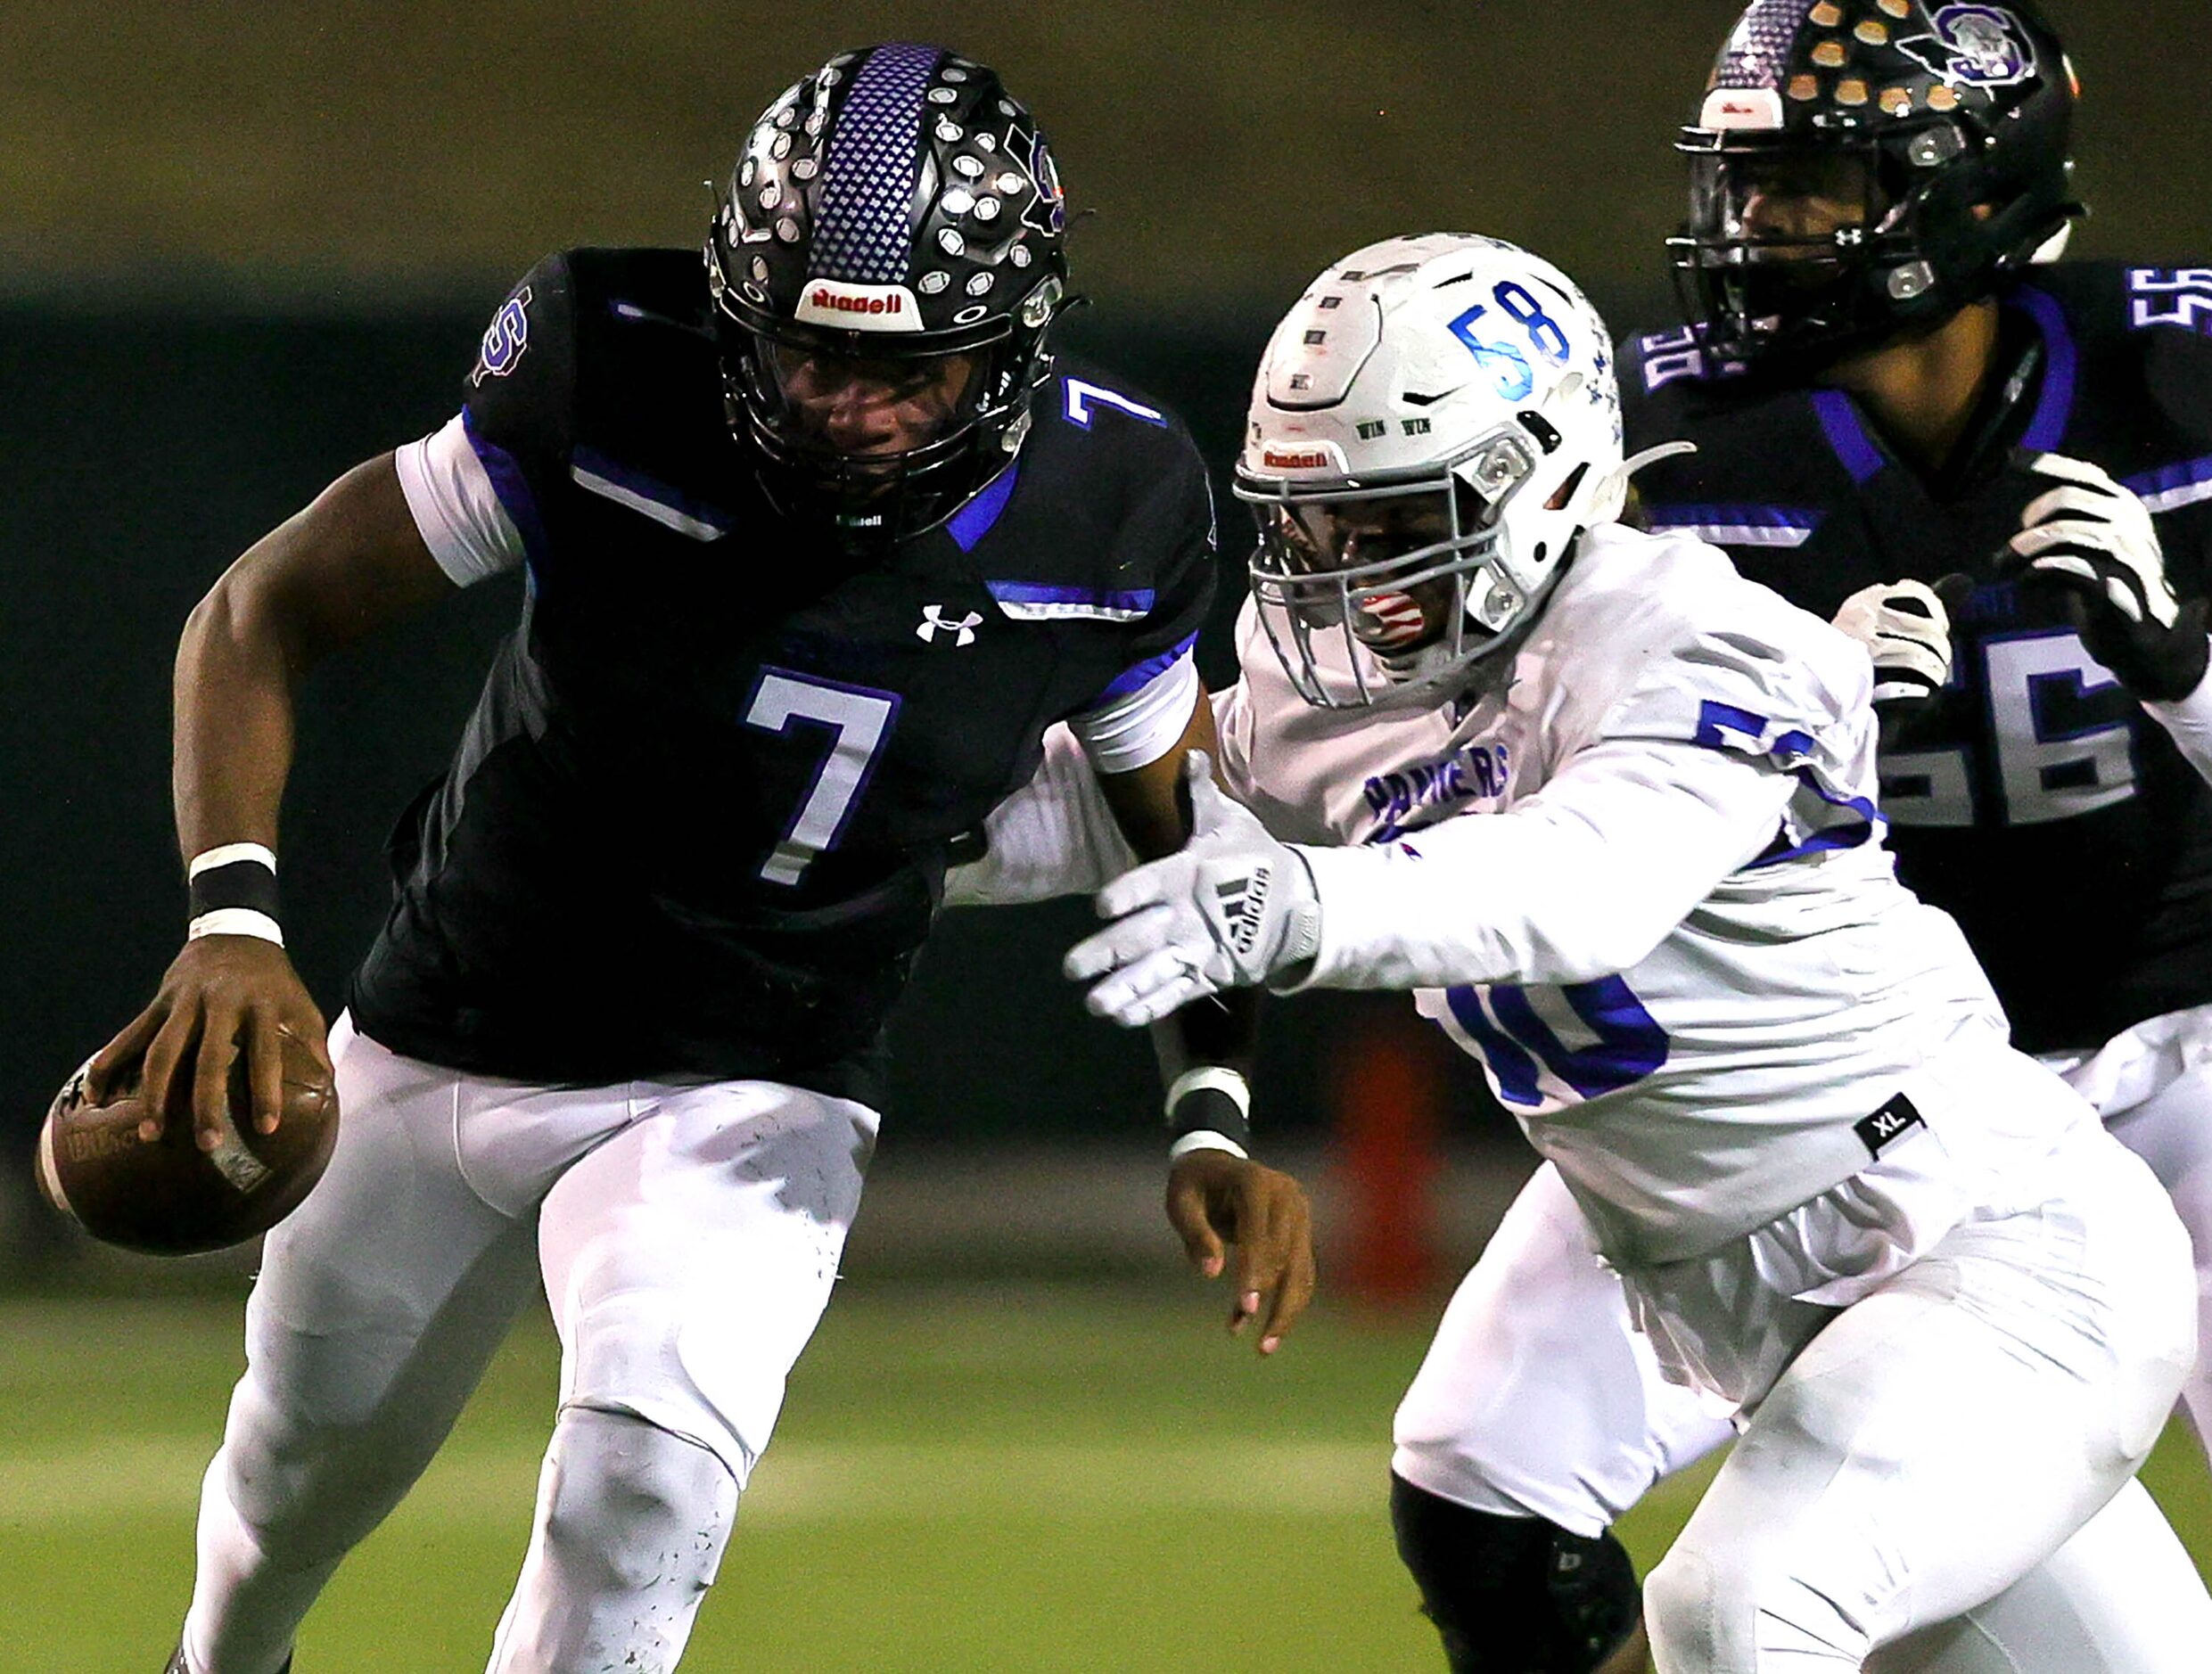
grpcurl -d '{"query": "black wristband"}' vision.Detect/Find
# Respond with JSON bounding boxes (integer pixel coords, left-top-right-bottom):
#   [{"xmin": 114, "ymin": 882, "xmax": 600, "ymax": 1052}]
[
  {"xmin": 188, "ymin": 857, "xmax": 280, "ymax": 921},
  {"xmin": 1166, "ymin": 1068, "xmax": 1254, "ymax": 1157}
]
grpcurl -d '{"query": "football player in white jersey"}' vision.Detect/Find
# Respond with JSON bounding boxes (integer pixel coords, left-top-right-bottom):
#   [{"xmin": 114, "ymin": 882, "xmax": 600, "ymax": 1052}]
[{"xmin": 956, "ymin": 234, "xmax": 2212, "ymax": 1670}]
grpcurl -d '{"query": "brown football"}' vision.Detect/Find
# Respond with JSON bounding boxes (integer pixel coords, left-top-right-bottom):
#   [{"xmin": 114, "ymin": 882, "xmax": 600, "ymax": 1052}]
[{"xmin": 36, "ymin": 1030, "xmax": 340, "ymax": 1256}]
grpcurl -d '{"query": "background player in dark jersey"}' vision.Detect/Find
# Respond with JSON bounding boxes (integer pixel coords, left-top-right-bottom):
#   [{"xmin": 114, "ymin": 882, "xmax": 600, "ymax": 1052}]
[
  {"xmin": 81, "ymin": 45, "xmax": 1314, "ymax": 1674},
  {"xmin": 1630, "ymin": 0, "xmax": 2212, "ymax": 1443},
  {"xmin": 1377, "ymin": 5, "xmax": 2212, "ymax": 1671}
]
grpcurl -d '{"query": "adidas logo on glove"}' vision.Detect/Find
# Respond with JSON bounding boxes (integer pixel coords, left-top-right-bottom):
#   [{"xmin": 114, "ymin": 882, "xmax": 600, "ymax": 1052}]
[{"xmin": 1214, "ymin": 866, "xmax": 1271, "ymax": 956}]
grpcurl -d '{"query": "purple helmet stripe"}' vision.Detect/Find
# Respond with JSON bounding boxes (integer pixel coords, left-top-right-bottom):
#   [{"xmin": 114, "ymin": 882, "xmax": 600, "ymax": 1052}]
[
  {"xmin": 1713, "ymin": 0, "xmax": 1803, "ymax": 91},
  {"xmin": 810, "ymin": 43, "xmax": 942, "ymax": 284}
]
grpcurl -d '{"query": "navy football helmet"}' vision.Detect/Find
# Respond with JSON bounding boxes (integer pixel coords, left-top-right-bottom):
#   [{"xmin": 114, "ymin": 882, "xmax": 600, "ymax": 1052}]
[
  {"xmin": 1669, "ymin": 1, "xmax": 2079, "ymax": 374},
  {"xmin": 706, "ymin": 45, "xmax": 1071, "ymax": 541}
]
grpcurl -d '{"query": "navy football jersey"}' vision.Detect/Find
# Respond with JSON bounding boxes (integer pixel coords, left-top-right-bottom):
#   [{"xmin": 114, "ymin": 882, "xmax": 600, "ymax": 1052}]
[
  {"xmin": 349, "ymin": 249, "xmax": 1215, "ymax": 1100},
  {"xmin": 1621, "ymin": 262, "xmax": 2212, "ymax": 1054}
]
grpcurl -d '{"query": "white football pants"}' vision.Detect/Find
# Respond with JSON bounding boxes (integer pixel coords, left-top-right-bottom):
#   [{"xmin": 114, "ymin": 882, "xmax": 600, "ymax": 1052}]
[
  {"xmin": 1640, "ymin": 1130, "xmax": 2201, "ymax": 1670},
  {"xmin": 1396, "ymin": 1145, "xmax": 2209, "ymax": 1670},
  {"xmin": 179, "ymin": 1014, "xmax": 878, "ymax": 1674},
  {"xmin": 2043, "ymin": 999, "xmax": 2212, "ymax": 1453},
  {"xmin": 1394, "ymin": 1004, "xmax": 2212, "ymax": 1547}
]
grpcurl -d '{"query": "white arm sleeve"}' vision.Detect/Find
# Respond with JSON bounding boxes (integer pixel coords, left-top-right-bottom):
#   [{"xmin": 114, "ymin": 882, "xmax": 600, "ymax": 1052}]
[
  {"xmin": 943, "ymin": 723, "xmax": 1139, "ymax": 906},
  {"xmin": 2142, "ymin": 647, "xmax": 2212, "ymax": 785},
  {"xmin": 1288, "ymin": 736, "xmax": 1796, "ymax": 990},
  {"xmin": 1066, "ymin": 647, "xmax": 1201, "ymax": 774},
  {"xmin": 392, "ymin": 414, "xmax": 526, "ymax": 587}
]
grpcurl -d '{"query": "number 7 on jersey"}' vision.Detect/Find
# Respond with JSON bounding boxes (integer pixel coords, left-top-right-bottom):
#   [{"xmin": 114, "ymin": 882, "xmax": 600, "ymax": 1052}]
[{"xmin": 742, "ymin": 669, "xmax": 902, "ymax": 886}]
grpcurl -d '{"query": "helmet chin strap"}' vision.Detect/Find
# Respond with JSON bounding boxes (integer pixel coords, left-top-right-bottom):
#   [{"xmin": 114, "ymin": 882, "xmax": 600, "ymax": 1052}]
[
  {"xmin": 2028, "ymin": 222, "xmax": 2075, "ymax": 266},
  {"xmin": 1596, "ymin": 439, "xmax": 1699, "ymax": 517}
]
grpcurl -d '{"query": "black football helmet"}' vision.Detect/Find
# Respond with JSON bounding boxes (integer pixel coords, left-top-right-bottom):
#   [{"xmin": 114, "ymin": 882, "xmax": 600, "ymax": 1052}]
[
  {"xmin": 706, "ymin": 44, "xmax": 1070, "ymax": 543},
  {"xmin": 1669, "ymin": 0, "xmax": 2080, "ymax": 374}
]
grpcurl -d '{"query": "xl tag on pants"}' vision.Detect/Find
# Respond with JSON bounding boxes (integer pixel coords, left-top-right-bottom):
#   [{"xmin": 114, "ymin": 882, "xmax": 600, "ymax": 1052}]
[{"xmin": 1855, "ymin": 1093, "xmax": 1927, "ymax": 1159}]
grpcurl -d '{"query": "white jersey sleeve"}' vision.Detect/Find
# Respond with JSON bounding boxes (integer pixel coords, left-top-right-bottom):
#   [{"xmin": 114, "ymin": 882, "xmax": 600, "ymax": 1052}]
[
  {"xmin": 1292, "ymin": 735, "xmax": 1795, "ymax": 989},
  {"xmin": 1289, "ymin": 546, "xmax": 1879, "ymax": 991},
  {"xmin": 945, "ymin": 648, "xmax": 1210, "ymax": 906},
  {"xmin": 1065, "ymin": 646, "xmax": 1201, "ymax": 774},
  {"xmin": 393, "ymin": 414, "xmax": 526, "ymax": 587},
  {"xmin": 942, "ymin": 723, "xmax": 1138, "ymax": 906},
  {"xmin": 1221, "ymin": 526, "xmax": 2014, "ymax": 1266}
]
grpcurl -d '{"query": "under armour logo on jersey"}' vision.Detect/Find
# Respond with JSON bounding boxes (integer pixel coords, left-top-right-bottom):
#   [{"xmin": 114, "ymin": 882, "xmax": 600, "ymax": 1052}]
[
  {"xmin": 917, "ymin": 604, "xmax": 982, "ymax": 646},
  {"xmin": 1213, "ymin": 866, "xmax": 1271, "ymax": 956}
]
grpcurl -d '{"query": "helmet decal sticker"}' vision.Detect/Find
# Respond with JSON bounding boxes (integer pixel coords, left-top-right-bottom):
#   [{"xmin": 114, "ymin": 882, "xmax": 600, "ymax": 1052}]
[
  {"xmin": 1898, "ymin": 5, "xmax": 2037, "ymax": 87},
  {"xmin": 471, "ymin": 287, "xmax": 532, "ymax": 386},
  {"xmin": 1448, "ymin": 304, "xmax": 1538, "ymax": 402},
  {"xmin": 810, "ymin": 43, "xmax": 942, "ymax": 283},
  {"xmin": 1030, "ymin": 132, "xmax": 1065, "ymax": 234},
  {"xmin": 1713, "ymin": 0, "xmax": 1808, "ymax": 92}
]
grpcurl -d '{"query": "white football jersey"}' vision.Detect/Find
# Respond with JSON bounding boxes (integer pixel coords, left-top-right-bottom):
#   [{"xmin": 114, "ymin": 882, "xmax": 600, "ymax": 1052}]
[{"xmin": 1223, "ymin": 524, "xmax": 2030, "ymax": 1266}]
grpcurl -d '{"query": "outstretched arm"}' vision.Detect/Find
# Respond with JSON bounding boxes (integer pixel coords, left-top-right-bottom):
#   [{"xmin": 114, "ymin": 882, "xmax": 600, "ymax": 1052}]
[{"xmin": 1066, "ymin": 738, "xmax": 1797, "ymax": 1018}]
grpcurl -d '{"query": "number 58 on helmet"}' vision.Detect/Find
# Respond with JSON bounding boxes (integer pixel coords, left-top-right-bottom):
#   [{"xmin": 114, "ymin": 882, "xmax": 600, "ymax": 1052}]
[{"xmin": 1236, "ymin": 234, "xmax": 1631, "ymax": 710}]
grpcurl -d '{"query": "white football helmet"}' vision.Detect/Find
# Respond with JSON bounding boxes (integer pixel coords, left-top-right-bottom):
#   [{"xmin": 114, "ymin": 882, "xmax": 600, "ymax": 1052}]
[{"xmin": 1237, "ymin": 234, "xmax": 1629, "ymax": 709}]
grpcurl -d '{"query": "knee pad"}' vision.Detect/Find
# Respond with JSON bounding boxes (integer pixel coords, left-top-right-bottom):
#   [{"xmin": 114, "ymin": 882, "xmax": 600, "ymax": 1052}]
[
  {"xmin": 1391, "ymin": 1473, "xmax": 1640, "ymax": 1673},
  {"xmin": 1646, "ymin": 1540, "xmax": 1869, "ymax": 1672},
  {"xmin": 536, "ymin": 1406, "xmax": 740, "ymax": 1596},
  {"xmin": 490, "ymin": 1408, "xmax": 741, "ymax": 1672}
]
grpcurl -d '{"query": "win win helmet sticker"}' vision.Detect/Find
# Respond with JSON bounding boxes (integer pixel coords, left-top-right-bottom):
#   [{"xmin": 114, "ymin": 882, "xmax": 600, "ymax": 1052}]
[
  {"xmin": 471, "ymin": 286, "xmax": 532, "ymax": 386},
  {"xmin": 1897, "ymin": 5, "xmax": 2038, "ymax": 88}
]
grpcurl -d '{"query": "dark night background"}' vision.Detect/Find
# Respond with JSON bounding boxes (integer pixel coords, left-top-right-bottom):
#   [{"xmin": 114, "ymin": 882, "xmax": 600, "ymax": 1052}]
[{"xmin": 4, "ymin": 1, "xmax": 2202, "ymax": 1256}]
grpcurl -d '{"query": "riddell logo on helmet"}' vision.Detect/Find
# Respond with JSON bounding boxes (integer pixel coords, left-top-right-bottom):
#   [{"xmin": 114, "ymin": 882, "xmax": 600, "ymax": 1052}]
[
  {"xmin": 811, "ymin": 288, "xmax": 901, "ymax": 316},
  {"xmin": 1699, "ymin": 87, "xmax": 1785, "ymax": 131},
  {"xmin": 1263, "ymin": 447, "xmax": 1333, "ymax": 470},
  {"xmin": 794, "ymin": 280, "xmax": 925, "ymax": 332}
]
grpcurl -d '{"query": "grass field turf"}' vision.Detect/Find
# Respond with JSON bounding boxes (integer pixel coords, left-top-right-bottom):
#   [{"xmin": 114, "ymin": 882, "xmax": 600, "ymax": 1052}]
[{"xmin": 4, "ymin": 1287, "xmax": 2206, "ymax": 1670}]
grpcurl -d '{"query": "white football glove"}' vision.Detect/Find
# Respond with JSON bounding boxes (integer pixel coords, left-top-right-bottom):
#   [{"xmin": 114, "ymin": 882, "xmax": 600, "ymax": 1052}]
[
  {"xmin": 1831, "ymin": 577, "xmax": 1966, "ymax": 703},
  {"xmin": 1064, "ymin": 752, "xmax": 1321, "ymax": 1029},
  {"xmin": 2002, "ymin": 453, "xmax": 2208, "ymax": 701}
]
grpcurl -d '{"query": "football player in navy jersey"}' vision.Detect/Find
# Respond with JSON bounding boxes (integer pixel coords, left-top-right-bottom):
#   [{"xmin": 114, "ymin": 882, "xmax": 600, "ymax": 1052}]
[
  {"xmin": 1631, "ymin": 0, "xmax": 2212, "ymax": 1436},
  {"xmin": 81, "ymin": 45, "xmax": 1312, "ymax": 1674},
  {"xmin": 1342, "ymin": 5, "xmax": 2212, "ymax": 1672}
]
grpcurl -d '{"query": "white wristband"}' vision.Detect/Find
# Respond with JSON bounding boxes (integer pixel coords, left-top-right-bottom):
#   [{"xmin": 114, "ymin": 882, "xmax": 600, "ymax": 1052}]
[
  {"xmin": 187, "ymin": 841, "xmax": 278, "ymax": 881},
  {"xmin": 1169, "ymin": 1129, "xmax": 1251, "ymax": 1161},
  {"xmin": 1162, "ymin": 1065, "xmax": 1252, "ymax": 1122},
  {"xmin": 188, "ymin": 908, "xmax": 285, "ymax": 948}
]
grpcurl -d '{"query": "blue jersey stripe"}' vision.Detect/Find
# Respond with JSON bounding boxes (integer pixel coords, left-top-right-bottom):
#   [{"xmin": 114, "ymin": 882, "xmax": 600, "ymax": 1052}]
[
  {"xmin": 945, "ymin": 463, "xmax": 1020, "ymax": 552},
  {"xmin": 461, "ymin": 406, "xmax": 551, "ymax": 570}
]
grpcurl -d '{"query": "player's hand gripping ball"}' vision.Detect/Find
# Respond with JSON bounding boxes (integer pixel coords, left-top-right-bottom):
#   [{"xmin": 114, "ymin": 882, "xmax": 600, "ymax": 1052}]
[{"xmin": 37, "ymin": 1028, "xmax": 338, "ymax": 1255}]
